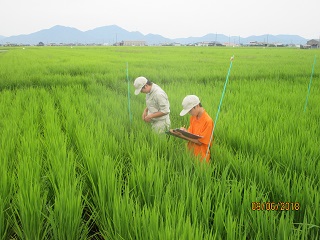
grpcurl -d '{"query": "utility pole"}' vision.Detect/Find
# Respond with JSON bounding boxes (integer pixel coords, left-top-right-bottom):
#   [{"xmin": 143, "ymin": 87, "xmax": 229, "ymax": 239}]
[{"xmin": 215, "ymin": 32, "xmax": 217, "ymax": 46}]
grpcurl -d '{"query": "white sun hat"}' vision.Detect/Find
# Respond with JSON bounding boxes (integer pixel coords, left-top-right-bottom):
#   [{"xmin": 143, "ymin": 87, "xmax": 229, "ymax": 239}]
[
  {"xmin": 179, "ymin": 95, "xmax": 200, "ymax": 116},
  {"xmin": 134, "ymin": 76, "xmax": 148, "ymax": 95}
]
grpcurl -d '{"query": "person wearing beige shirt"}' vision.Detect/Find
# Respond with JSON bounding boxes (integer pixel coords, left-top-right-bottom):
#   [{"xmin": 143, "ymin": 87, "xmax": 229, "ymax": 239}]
[{"xmin": 134, "ymin": 76, "xmax": 171, "ymax": 133}]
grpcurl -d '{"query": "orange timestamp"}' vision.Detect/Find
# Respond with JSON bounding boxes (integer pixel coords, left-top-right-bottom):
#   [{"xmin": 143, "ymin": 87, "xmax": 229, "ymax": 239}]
[{"xmin": 251, "ymin": 202, "xmax": 300, "ymax": 211}]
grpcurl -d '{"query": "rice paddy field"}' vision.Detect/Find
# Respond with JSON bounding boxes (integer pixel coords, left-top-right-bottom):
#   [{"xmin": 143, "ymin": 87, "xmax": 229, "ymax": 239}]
[{"xmin": 0, "ymin": 46, "xmax": 319, "ymax": 239}]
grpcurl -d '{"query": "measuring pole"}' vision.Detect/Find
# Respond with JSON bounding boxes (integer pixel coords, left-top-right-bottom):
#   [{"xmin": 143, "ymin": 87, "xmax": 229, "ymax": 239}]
[
  {"xmin": 127, "ymin": 62, "xmax": 132, "ymax": 124},
  {"xmin": 205, "ymin": 56, "xmax": 234, "ymax": 159},
  {"xmin": 304, "ymin": 55, "xmax": 317, "ymax": 112}
]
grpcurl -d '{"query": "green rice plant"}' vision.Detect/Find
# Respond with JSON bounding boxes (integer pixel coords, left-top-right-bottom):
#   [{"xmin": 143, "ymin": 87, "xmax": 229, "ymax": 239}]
[
  {"xmin": 0, "ymin": 90, "xmax": 17, "ymax": 239},
  {"xmin": 0, "ymin": 137, "xmax": 13, "ymax": 240},
  {"xmin": 10, "ymin": 89, "xmax": 49, "ymax": 239},
  {"xmin": 47, "ymin": 156, "xmax": 87, "ymax": 240},
  {"xmin": 40, "ymin": 91, "xmax": 88, "ymax": 239},
  {"xmin": 85, "ymin": 154, "xmax": 122, "ymax": 239},
  {"xmin": 14, "ymin": 157, "xmax": 47, "ymax": 240}
]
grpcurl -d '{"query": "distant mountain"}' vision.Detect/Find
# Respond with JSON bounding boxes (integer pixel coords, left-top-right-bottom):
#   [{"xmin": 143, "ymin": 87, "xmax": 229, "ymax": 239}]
[
  {"xmin": 0, "ymin": 25, "xmax": 309, "ymax": 45},
  {"xmin": 83, "ymin": 25, "xmax": 170, "ymax": 44},
  {"xmin": 1, "ymin": 25, "xmax": 90, "ymax": 45},
  {"xmin": 0, "ymin": 25, "xmax": 171, "ymax": 45},
  {"xmin": 243, "ymin": 34, "xmax": 307, "ymax": 45},
  {"xmin": 174, "ymin": 33, "xmax": 307, "ymax": 45}
]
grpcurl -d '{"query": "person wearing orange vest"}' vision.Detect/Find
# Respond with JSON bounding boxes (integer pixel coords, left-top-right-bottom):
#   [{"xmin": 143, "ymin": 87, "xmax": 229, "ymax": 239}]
[{"xmin": 178, "ymin": 95, "xmax": 214, "ymax": 162}]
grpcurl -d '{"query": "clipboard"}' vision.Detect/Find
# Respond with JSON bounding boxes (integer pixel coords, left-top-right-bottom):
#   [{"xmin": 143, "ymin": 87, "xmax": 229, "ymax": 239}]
[{"xmin": 167, "ymin": 128, "xmax": 203, "ymax": 139}]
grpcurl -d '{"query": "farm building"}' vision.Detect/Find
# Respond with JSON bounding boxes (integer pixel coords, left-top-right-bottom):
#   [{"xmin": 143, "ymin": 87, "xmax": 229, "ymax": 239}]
[
  {"xmin": 307, "ymin": 39, "xmax": 319, "ymax": 48},
  {"xmin": 120, "ymin": 40, "xmax": 146, "ymax": 46},
  {"xmin": 300, "ymin": 44, "xmax": 311, "ymax": 49},
  {"xmin": 247, "ymin": 41, "xmax": 268, "ymax": 47}
]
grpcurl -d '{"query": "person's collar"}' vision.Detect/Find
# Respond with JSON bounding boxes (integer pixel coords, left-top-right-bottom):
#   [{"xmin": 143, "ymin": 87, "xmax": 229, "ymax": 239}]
[
  {"xmin": 148, "ymin": 84, "xmax": 157, "ymax": 94},
  {"xmin": 196, "ymin": 108, "xmax": 205, "ymax": 119}
]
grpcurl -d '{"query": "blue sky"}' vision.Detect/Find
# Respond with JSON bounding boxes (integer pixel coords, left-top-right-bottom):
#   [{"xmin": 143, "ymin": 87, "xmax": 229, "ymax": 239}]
[{"xmin": 1, "ymin": 0, "xmax": 319, "ymax": 39}]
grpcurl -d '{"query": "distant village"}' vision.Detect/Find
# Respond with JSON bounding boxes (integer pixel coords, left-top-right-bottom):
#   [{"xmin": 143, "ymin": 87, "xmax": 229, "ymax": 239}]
[{"xmin": 1, "ymin": 39, "xmax": 319, "ymax": 49}]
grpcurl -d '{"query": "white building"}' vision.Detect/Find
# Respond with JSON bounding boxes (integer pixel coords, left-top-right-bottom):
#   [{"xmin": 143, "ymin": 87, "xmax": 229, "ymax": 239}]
[{"xmin": 120, "ymin": 40, "xmax": 146, "ymax": 46}]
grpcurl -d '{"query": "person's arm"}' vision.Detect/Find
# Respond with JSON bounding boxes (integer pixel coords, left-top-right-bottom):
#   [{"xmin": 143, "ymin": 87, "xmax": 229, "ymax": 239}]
[
  {"xmin": 142, "ymin": 107, "xmax": 148, "ymax": 120},
  {"xmin": 169, "ymin": 130, "xmax": 202, "ymax": 145},
  {"xmin": 144, "ymin": 111, "xmax": 168, "ymax": 122},
  {"xmin": 144, "ymin": 91, "xmax": 170, "ymax": 122},
  {"xmin": 184, "ymin": 136, "xmax": 202, "ymax": 145}
]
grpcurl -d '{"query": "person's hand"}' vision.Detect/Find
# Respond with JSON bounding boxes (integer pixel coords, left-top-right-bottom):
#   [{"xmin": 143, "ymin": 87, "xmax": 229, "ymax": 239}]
[
  {"xmin": 142, "ymin": 112, "xmax": 147, "ymax": 120},
  {"xmin": 144, "ymin": 115, "xmax": 153, "ymax": 122},
  {"xmin": 142, "ymin": 108, "xmax": 148, "ymax": 120},
  {"xmin": 171, "ymin": 129, "xmax": 183, "ymax": 137},
  {"xmin": 180, "ymin": 126, "xmax": 187, "ymax": 131}
]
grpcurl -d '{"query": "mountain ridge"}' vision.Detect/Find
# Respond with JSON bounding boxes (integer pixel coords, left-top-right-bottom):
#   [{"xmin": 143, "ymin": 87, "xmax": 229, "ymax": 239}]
[{"xmin": 0, "ymin": 25, "xmax": 310, "ymax": 45}]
